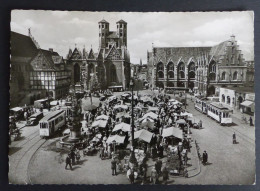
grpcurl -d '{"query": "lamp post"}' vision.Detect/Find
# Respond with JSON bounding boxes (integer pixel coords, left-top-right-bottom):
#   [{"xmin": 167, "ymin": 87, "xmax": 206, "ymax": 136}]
[{"xmin": 129, "ymin": 78, "xmax": 137, "ymax": 165}]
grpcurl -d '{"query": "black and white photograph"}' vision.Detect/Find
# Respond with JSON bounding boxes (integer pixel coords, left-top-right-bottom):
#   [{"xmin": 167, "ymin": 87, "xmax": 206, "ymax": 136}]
[{"xmin": 9, "ymin": 10, "xmax": 255, "ymax": 185}]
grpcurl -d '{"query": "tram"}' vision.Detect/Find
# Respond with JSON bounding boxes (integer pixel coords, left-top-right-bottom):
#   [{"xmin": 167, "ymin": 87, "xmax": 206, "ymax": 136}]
[
  {"xmin": 194, "ymin": 96, "xmax": 209, "ymax": 114},
  {"xmin": 207, "ymin": 102, "xmax": 232, "ymax": 125},
  {"xmin": 39, "ymin": 110, "xmax": 66, "ymax": 138}
]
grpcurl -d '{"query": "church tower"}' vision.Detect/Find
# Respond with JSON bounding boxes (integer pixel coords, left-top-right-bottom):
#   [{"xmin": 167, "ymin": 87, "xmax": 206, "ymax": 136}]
[
  {"xmin": 116, "ymin": 20, "xmax": 127, "ymax": 47},
  {"xmin": 98, "ymin": 19, "xmax": 109, "ymax": 49}
]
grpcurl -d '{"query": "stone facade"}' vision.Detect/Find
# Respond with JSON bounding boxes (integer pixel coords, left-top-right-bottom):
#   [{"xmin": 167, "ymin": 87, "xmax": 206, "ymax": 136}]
[
  {"xmin": 66, "ymin": 19, "xmax": 131, "ymax": 91},
  {"xmin": 147, "ymin": 35, "xmax": 252, "ymax": 96}
]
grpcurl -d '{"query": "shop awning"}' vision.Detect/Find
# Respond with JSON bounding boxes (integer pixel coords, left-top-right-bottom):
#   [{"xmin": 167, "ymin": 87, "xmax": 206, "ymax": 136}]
[
  {"xmin": 240, "ymin": 100, "xmax": 254, "ymax": 107},
  {"xmin": 106, "ymin": 135, "xmax": 126, "ymax": 144}
]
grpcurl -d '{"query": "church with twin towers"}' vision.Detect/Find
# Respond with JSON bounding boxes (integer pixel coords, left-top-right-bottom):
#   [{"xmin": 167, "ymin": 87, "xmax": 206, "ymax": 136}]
[{"xmin": 66, "ymin": 19, "xmax": 131, "ymax": 91}]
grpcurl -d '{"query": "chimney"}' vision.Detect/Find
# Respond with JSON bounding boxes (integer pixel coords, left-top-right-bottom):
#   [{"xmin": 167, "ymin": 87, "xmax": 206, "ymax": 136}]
[{"xmin": 49, "ymin": 48, "xmax": 53, "ymax": 53}]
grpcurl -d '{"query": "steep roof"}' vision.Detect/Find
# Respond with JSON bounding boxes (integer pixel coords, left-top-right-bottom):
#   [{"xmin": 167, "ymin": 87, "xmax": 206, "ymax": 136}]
[
  {"xmin": 116, "ymin": 19, "xmax": 127, "ymax": 24},
  {"xmin": 153, "ymin": 47, "xmax": 211, "ymax": 64},
  {"xmin": 209, "ymin": 41, "xmax": 229, "ymax": 61},
  {"xmin": 98, "ymin": 19, "xmax": 109, "ymax": 24},
  {"xmin": 11, "ymin": 31, "xmax": 38, "ymax": 58}
]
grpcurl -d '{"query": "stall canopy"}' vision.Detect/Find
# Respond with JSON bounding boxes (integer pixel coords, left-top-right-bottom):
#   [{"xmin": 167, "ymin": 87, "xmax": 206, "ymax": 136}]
[
  {"xmin": 140, "ymin": 120, "xmax": 155, "ymax": 129},
  {"xmin": 116, "ymin": 112, "xmax": 130, "ymax": 119},
  {"xmin": 140, "ymin": 96, "xmax": 153, "ymax": 103},
  {"xmin": 91, "ymin": 120, "xmax": 107, "ymax": 128},
  {"xmin": 108, "ymin": 96, "xmax": 117, "ymax": 102},
  {"xmin": 162, "ymin": 127, "xmax": 183, "ymax": 140},
  {"xmin": 96, "ymin": 114, "xmax": 109, "ymax": 121},
  {"xmin": 113, "ymin": 122, "xmax": 131, "ymax": 132},
  {"xmin": 106, "ymin": 135, "xmax": 126, "ymax": 144},
  {"xmin": 141, "ymin": 112, "xmax": 158, "ymax": 120},
  {"xmin": 114, "ymin": 104, "xmax": 128, "ymax": 110},
  {"xmin": 133, "ymin": 129, "xmax": 154, "ymax": 143},
  {"xmin": 50, "ymin": 100, "xmax": 58, "ymax": 106},
  {"xmin": 180, "ymin": 112, "xmax": 193, "ymax": 118},
  {"xmin": 10, "ymin": 107, "xmax": 23, "ymax": 112},
  {"xmin": 241, "ymin": 100, "xmax": 255, "ymax": 110}
]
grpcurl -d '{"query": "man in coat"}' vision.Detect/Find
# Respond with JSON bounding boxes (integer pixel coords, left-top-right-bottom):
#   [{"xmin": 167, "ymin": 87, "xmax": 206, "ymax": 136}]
[
  {"xmin": 233, "ymin": 132, "xmax": 236, "ymax": 144},
  {"xmin": 111, "ymin": 157, "xmax": 117, "ymax": 176},
  {"xmin": 202, "ymin": 151, "xmax": 208, "ymax": 165},
  {"xmin": 65, "ymin": 155, "xmax": 72, "ymax": 170}
]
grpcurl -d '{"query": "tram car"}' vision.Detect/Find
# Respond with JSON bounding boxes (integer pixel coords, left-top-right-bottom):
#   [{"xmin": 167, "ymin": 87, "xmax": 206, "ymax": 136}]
[
  {"xmin": 39, "ymin": 110, "xmax": 66, "ymax": 138},
  {"xmin": 194, "ymin": 96, "xmax": 209, "ymax": 114},
  {"xmin": 207, "ymin": 102, "xmax": 232, "ymax": 125}
]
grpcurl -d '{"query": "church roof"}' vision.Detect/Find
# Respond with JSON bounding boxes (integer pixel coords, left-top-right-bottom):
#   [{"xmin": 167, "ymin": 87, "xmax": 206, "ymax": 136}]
[
  {"xmin": 116, "ymin": 19, "xmax": 127, "ymax": 24},
  {"xmin": 153, "ymin": 47, "xmax": 211, "ymax": 64},
  {"xmin": 107, "ymin": 31, "xmax": 119, "ymax": 38},
  {"xmin": 11, "ymin": 31, "xmax": 38, "ymax": 58},
  {"xmin": 209, "ymin": 41, "xmax": 229, "ymax": 61},
  {"xmin": 99, "ymin": 19, "xmax": 109, "ymax": 24}
]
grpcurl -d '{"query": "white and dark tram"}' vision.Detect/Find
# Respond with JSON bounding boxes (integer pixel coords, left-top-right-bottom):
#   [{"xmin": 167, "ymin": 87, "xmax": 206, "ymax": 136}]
[
  {"xmin": 39, "ymin": 110, "xmax": 66, "ymax": 138},
  {"xmin": 206, "ymin": 102, "xmax": 232, "ymax": 125},
  {"xmin": 194, "ymin": 96, "xmax": 209, "ymax": 114},
  {"xmin": 195, "ymin": 96, "xmax": 232, "ymax": 125}
]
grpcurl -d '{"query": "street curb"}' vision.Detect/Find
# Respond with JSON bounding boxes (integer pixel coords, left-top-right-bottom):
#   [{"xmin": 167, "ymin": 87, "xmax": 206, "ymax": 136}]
[{"xmin": 187, "ymin": 141, "xmax": 201, "ymax": 178}]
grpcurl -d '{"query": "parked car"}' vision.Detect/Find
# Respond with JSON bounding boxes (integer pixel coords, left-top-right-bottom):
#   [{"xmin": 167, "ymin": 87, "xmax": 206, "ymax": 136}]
[{"xmin": 26, "ymin": 112, "xmax": 44, "ymax": 126}]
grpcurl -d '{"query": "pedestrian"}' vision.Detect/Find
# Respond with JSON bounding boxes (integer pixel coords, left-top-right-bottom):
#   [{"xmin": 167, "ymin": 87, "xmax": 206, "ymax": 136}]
[
  {"xmin": 111, "ymin": 157, "xmax": 117, "ymax": 176},
  {"xmin": 70, "ymin": 150, "xmax": 76, "ymax": 165},
  {"xmin": 65, "ymin": 155, "xmax": 72, "ymax": 170},
  {"xmin": 202, "ymin": 151, "xmax": 208, "ymax": 165},
  {"xmin": 155, "ymin": 158, "xmax": 162, "ymax": 175},
  {"xmin": 233, "ymin": 132, "xmax": 236, "ymax": 144},
  {"xmin": 150, "ymin": 167, "xmax": 158, "ymax": 184},
  {"xmin": 162, "ymin": 166, "xmax": 169, "ymax": 184},
  {"xmin": 249, "ymin": 116, "xmax": 253, "ymax": 126}
]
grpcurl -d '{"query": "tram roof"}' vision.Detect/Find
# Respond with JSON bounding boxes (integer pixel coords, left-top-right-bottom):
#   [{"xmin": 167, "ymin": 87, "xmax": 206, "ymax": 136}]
[
  {"xmin": 209, "ymin": 102, "xmax": 229, "ymax": 110},
  {"xmin": 40, "ymin": 110, "xmax": 64, "ymax": 122}
]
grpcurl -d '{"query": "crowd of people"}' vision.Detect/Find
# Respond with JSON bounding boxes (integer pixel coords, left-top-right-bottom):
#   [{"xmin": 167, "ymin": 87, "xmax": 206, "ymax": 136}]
[{"xmin": 61, "ymin": 89, "xmax": 198, "ymax": 184}]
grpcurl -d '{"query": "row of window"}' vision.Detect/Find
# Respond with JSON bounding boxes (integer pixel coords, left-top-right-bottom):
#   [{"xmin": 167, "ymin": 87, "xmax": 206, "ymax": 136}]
[
  {"xmin": 30, "ymin": 71, "xmax": 71, "ymax": 77},
  {"xmin": 99, "ymin": 33, "xmax": 126, "ymax": 37},
  {"xmin": 157, "ymin": 71, "xmax": 195, "ymax": 79},
  {"xmin": 157, "ymin": 62, "xmax": 195, "ymax": 72},
  {"xmin": 208, "ymin": 107, "xmax": 229, "ymax": 118}
]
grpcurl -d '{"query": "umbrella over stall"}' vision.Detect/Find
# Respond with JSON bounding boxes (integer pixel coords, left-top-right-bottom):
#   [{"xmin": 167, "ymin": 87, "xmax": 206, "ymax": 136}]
[
  {"xmin": 91, "ymin": 120, "xmax": 108, "ymax": 128},
  {"xmin": 132, "ymin": 129, "xmax": 154, "ymax": 143},
  {"xmin": 96, "ymin": 114, "xmax": 109, "ymax": 121},
  {"xmin": 106, "ymin": 135, "xmax": 126, "ymax": 144},
  {"xmin": 162, "ymin": 127, "xmax": 183, "ymax": 140},
  {"xmin": 113, "ymin": 122, "xmax": 131, "ymax": 132},
  {"xmin": 140, "ymin": 119, "xmax": 155, "ymax": 129},
  {"xmin": 176, "ymin": 119, "xmax": 187, "ymax": 124}
]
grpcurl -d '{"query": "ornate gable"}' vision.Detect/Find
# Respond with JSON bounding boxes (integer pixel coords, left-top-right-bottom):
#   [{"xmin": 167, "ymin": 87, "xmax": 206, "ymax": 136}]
[
  {"xmin": 70, "ymin": 48, "xmax": 82, "ymax": 60},
  {"xmin": 106, "ymin": 45, "xmax": 121, "ymax": 60},
  {"xmin": 30, "ymin": 51, "xmax": 54, "ymax": 70},
  {"xmin": 88, "ymin": 49, "xmax": 95, "ymax": 59}
]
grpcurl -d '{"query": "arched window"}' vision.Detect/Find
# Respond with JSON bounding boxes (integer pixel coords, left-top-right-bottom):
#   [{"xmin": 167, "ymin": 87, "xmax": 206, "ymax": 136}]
[
  {"xmin": 209, "ymin": 61, "xmax": 216, "ymax": 73},
  {"xmin": 167, "ymin": 62, "xmax": 174, "ymax": 71},
  {"xmin": 167, "ymin": 62, "xmax": 174, "ymax": 79},
  {"xmin": 221, "ymin": 72, "xmax": 226, "ymax": 80},
  {"xmin": 222, "ymin": 94, "xmax": 225, "ymax": 103},
  {"xmin": 74, "ymin": 63, "xmax": 80, "ymax": 83},
  {"xmin": 227, "ymin": 96, "xmax": 231, "ymax": 104},
  {"xmin": 157, "ymin": 62, "xmax": 164, "ymax": 71},
  {"xmin": 178, "ymin": 62, "xmax": 185, "ymax": 79},
  {"xmin": 89, "ymin": 63, "xmax": 95, "ymax": 74},
  {"xmin": 233, "ymin": 71, "xmax": 238, "ymax": 80},
  {"xmin": 158, "ymin": 71, "xmax": 164, "ymax": 78},
  {"xmin": 168, "ymin": 71, "xmax": 174, "ymax": 78},
  {"xmin": 209, "ymin": 73, "xmax": 216, "ymax": 81}
]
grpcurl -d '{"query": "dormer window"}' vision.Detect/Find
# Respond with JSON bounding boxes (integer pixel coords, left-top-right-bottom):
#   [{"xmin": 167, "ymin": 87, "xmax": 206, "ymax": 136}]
[
  {"xmin": 120, "ymin": 32, "xmax": 122, "ymax": 37},
  {"xmin": 102, "ymin": 24, "xmax": 104, "ymax": 29},
  {"xmin": 120, "ymin": 24, "xmax": 122, "ymax": 28}
]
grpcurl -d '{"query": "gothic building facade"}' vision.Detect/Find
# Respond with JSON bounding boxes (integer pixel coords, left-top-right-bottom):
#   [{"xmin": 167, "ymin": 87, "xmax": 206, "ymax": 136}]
[
  {"xmin": 147, "ymin": 35, "xmax": 252, "ymax": 96},
  {"xmin": 66, "ymin": 19, "xmax": 131, "ymax": 91}
]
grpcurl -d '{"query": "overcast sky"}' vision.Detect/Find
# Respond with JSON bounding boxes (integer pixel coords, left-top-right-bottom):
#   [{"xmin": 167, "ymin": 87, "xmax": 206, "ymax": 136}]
[{"xmin": 11, "ymin": 10, "xmax": 254, "ymax": 63}]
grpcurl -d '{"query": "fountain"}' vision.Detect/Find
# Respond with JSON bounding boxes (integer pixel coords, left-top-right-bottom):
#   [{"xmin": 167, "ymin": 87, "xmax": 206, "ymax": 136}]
[{"xmin": 59, "ymin": 96, "xmax": 83, "ymax": 147}]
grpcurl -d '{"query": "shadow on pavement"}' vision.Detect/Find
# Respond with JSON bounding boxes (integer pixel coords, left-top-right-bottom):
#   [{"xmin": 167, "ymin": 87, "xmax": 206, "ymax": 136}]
[{"xmin": 9, "ymin": 147, "xmax": 22, "ymax": 155}]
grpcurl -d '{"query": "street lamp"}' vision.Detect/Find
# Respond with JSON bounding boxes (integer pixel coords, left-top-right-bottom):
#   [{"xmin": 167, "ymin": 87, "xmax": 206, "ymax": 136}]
[
  {"xmin": 129, "ymin": 78, "xmax": 137, "ymax": 164},
  {"xmin": 112, "ymin": 140, "xmax": 116, "ymax": 154}
]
